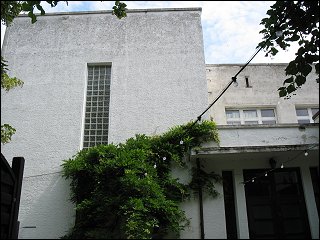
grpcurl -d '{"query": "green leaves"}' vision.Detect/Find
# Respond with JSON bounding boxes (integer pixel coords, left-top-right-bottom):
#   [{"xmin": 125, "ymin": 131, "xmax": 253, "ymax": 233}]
[
  {"xmin": 1, "ymin": 124, "xmax": 16, "ymax": 144},
  {"xmin": 112, "ymin": 1, "xmax": 127, "ymax": 19},
  {"xmin": 62, "ymin": 121, "xmax": 220, "ymax": 239},
  {"xmin": 1, "ymin": 72, "xmax": 24, "ymax": 92},
  {"xmin": 257, "ymin": 1, "xmax": 319, "ymax": 98}
]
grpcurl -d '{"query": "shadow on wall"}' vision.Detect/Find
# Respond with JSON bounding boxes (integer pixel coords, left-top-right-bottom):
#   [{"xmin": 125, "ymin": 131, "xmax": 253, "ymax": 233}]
[{"xmin": 18, "ymin": 173, "xmax": 75, "ymax": 239}]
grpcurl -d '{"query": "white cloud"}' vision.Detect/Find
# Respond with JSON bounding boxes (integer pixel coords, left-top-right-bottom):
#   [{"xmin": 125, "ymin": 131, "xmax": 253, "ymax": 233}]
[{"xmin": 1, "ymin": 1, "xmax": 299, "ymax": 64}]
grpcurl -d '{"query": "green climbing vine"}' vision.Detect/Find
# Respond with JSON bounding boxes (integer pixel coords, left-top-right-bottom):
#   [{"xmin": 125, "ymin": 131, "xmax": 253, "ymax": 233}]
[{"xmin": 61, "ymin": 120, "xmax": 221, "ymax": 239}]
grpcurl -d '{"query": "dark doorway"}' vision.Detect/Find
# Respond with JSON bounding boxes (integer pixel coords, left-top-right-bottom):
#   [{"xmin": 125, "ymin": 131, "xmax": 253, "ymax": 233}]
[{"xmin": 243, "ymin": 168, "xmax": 311, "ymax": 239}]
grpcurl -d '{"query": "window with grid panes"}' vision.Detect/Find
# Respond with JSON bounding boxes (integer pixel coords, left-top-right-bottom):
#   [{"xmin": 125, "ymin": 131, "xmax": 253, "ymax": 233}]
[
  {"xmin": 83, "ymin": 65, "xmax": 111, "ymax": 149},
  {"xmin": 295, "ymin": 107, "xmax": 319, "ymax": 124},
  {"xmin": 226, "ymin": 108, "xmax": 277, "ymax": 125}
]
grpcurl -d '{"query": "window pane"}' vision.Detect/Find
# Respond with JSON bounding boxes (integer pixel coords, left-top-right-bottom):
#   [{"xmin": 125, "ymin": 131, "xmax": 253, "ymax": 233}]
[
  {"xmin": 244, "ymin": 121, "xmax": 259, "ymax": 125},
  {"xmin": 262, "ymin": 120, "xmax": 276, "ymax": 124},
  {"xmin": 296, "ymin": 108, "xmax": 308, "ymax": 116},
  {"xmin": 226, "ymin": 110, "xmax": 240, "ymax": 119},
  {"xmin": 83, "ymin": 65, "xmax": 111, "ymax": 149},
  {"xmin": 243, "ymin": 110, "xmax": 257, "ymax": 118},
  {"xmin": 261, "ymin": 109, "xmax": 275, "ymax": 117},
  {"xmin": 298, "ymin": 119, "xmax": 310, "ymax": 124},
  {"xmin": 311, "ymin": 108, "xmax": 319, "ymax": 116},
  {"xmin": 227, "ymin": 121, "xmax": 241, "ymax": 125}
]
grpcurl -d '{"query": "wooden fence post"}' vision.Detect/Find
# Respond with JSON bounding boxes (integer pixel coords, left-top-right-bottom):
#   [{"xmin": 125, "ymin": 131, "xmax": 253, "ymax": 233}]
[{"xmin": 11, "ymin": 157, "xmax": 25, "ymax": 239}]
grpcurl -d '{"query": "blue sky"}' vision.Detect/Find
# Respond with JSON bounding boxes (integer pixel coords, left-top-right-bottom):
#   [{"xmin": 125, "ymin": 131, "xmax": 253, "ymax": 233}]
[{"xmin": 1, "ymin": 1, "xmax": 299, "ymax": 64}]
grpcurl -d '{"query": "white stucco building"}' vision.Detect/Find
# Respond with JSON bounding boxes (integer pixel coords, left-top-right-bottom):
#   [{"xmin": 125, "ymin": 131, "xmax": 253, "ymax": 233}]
[
  {"xmin": 1, "ymin": 8, "xmax": 208, "ymax": 239},
  {"xmin": 1, "ymin": 7, "xmax": 319, "ymax": 240},
  {"xmin": 182, "ymin": 64, "xmax": 319, "ymax": 239}
]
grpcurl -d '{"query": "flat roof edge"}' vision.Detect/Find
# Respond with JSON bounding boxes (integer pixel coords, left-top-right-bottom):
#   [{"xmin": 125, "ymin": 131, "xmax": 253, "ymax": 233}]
[
  {"xmin": 206, "ymin": 63, "xmax": 317, "ymax": 66},
  {"xmin": 17, "ymin": 7, "xmax": 202, "ymax": 17},
  {"xmin": 206, "ymin": 63, "xmax": 290, "ymax": 66}
]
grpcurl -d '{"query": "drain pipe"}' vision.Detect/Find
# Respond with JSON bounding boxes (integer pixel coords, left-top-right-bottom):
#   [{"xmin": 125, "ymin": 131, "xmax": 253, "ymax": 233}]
[{"xmin": 196, "ymin": 157, "xmax": 205, "ymax": 239}]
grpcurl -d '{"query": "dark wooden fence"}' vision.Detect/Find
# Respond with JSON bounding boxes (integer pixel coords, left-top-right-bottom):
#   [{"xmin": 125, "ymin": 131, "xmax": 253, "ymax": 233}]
[{"xmin": 1, "ymin": 153, "xmax": 25, "ymax": 239}]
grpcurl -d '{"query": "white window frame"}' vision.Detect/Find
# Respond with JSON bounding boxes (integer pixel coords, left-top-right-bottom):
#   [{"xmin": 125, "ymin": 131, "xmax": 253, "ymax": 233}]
[
  {"xmin": 226, "ymin": 108, "xmax": 277, "ymax": 125},
  {"xmin": 295, "ymin": 107, "xmax": 319, "ymax": 124}
]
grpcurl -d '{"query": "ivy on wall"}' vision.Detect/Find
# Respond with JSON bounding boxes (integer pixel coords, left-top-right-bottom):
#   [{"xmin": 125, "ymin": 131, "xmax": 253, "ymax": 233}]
[{"xmin": 61, "ymin": 120, "xmax": 221, "ymax": 239}]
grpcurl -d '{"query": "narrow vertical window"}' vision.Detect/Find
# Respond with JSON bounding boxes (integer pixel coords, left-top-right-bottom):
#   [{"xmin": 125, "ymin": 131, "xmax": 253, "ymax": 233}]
[
  {"xmin": 83, "ymin": 65, "xmax": 111, "ymax": 149},
  {"xmin": 245, "ymin": 76, "xmax": 251, "ymax": 88},
  {"xmin": 222, "ymin": 171, "xmax": 238, "ymax": 239}
]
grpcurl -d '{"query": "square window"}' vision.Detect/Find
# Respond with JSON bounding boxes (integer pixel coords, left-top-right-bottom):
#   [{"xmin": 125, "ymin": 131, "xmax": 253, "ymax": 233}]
[
  {"xmin": 102, "ymin": 136, "xmax": 108, "ymax": 141},
  {"xmin": 86, "ymin": 102, "xmax": 92, "ymax": 107},
  {"xmin": 261, "ymin": 109, "xmax": 275, "ymax": 117},
  {"xmin": 296, "ymin": 108, "xmax": 308, "ymax": 116},
  {"xmin": 243, "ymin": 110, "xmax": 257, "ymax": 118},
  {"xmin": 226, "ymin": 110, "xmax": 240, "ymax": 119},
  {"xmin": 102, "ymin": 118, "xmax": 109, "ymax": 124}
]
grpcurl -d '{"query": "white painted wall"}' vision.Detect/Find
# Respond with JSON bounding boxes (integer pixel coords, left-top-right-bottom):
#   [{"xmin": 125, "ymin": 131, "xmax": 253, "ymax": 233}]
[
  {"xmin": 206, "ymin": 64, "xmax": 319, "ymax": 125},
  {"xmin": 1, "ymin": 8, "xmax": 207, "ymax": 239},
  {"xmin": 197, "ymin": 63, "xmax": 319, "ymax": 239},
  {"xmin": 188, "ymin": 124, "xmax": 319, "ymax": 239}
]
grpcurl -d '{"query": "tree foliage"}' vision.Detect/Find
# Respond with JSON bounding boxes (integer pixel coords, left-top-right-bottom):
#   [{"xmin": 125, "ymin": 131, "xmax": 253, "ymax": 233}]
[
  {"xmin": 257, "ymin": 1, "xmax": 319, "ymax": 98},
  {"xmin": 1, "ymin": 1, "xmax": 127, "ymax": 144},
  {"xmin": 61, "ymin": 120, "xmax": 221, "ymax": 239}
]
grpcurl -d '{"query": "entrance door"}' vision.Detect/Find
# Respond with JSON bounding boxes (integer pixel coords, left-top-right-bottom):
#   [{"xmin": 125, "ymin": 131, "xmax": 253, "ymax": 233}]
[{"xmin": 243, "ymin": 168, "xmax": 311, "ymax": 239}]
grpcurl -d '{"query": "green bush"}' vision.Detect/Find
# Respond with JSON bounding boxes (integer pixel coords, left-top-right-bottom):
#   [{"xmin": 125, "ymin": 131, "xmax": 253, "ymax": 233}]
[{"xmin": 61, "ymin": 120, "xmax": 220, "ymax": 239}]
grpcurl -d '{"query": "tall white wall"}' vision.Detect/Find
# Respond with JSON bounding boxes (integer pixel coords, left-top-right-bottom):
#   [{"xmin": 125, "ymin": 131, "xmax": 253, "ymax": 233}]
[{"xmin": 1, "ymin": 8, "xmax": 207, "ymax": 239}]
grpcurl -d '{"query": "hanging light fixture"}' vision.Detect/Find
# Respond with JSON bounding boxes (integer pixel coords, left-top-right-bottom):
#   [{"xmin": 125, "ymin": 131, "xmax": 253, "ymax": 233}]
[{"xmin": 232, "ymin": 77, "xmax": 238, "ymax": 87}]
